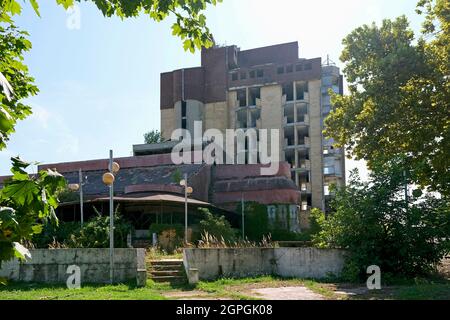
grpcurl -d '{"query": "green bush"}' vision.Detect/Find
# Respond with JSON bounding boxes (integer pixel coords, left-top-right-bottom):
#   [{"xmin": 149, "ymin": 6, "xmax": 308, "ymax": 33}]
[
  {"xmin": 312, "ymin": 160, "xmax": 450, "ymax": 281},
  {"xmin": 198, "ymin": 208, "xmax": 237, "ymax": 242},
  {"xmin": 32, "ymin": 207, "xmax": 133, "ymax": 249},
  {"xmin": 32, "ymin": 221, "xmax": 80, "ymax": 248},
  {"xmin": 237, "ymin": 202, "xmax": 314, "ymax": 242}
]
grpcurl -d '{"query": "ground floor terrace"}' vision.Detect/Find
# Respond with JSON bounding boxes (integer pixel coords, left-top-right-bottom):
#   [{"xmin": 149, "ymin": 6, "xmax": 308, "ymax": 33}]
[{"xmin": 57, "ymin": 193, "xmax": 239, "ymax": 243}]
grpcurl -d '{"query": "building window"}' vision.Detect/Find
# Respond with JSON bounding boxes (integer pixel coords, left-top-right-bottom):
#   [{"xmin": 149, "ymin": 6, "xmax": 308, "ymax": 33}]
[
  {"xmin": 257, "ymin": 69, "xmax": 264, "ymax": 78},
  {"xmin": 304, "ymin": 63, "xmax": 312, "ymax": 70},
  {"xmin": 240, "ymin": 72, "xmax": 247, "ymax": 80},
  {"xmin": 296, "ymin": 82, "xmax": 308, "ymax": 100},
  {"xmin": 249, "ymin": 70, "xmax": 256, "ymax": 78},
  {"xmin": 282, "ymin": 83, "xmax": 294, "ymax": 102},
  {"xmin": 237, "ymin": 89, "xmax": 247, "ymax": 107},
  {"xmin": 286, "ymin": 65, "xmax": 293, "ymax": 73},
  {"xmin": 231, "ymin": 72, "xmax": 238, "ymax": 81},
  {"xmin": 249, "ymin": 87, "xmax": 261, "ymax": 106},
  {"xmin": 277, "ymin": 66, "xmax": 285, "ymax": 74},
  {"xmin": 324, "ymin": 166, "xmax": 335, "ymax": 175},
  {"xmin": 181, "ymin": 100, "xmax": 187, "ymax": 129},
  {"xmin": 181, "ymin": 100, "xmax": 187, "ymax": 117},
  {"xmin": 296, "ymin": 64, "xmax": 303, "ymax": 72}
]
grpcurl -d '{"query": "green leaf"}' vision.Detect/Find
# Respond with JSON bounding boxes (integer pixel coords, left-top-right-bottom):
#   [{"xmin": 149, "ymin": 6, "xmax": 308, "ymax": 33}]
[
  {"xmin": 55, "ymin": 0, "xmax": 75, "ymax": 10},
  {"xmin": 29, "ymin": 0, "xmax": 41, "ymax": 17},
  {"xmin": 12, "ymin": 242, "xmax": 31, "ymax": 261}
]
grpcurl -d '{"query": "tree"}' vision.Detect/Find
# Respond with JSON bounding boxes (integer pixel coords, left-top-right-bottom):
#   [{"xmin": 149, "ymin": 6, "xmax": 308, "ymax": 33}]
[
  {"xmin": 144, "ymin": 129, "xmax": 163, "ymax": 144},
  {"xmin": 0, "ymin": 23, "xmax": 38, "ymax": 150},
  {"xmin": 0, "ymin": 157, "xmax": 66, "ymax": 266},
  {"xmin": 0, "ymin": 0, "xmax": 220, "ymax": 151},
  {"xmin": 312, "ymin": 158, "xmax": 450, "ymax": 281},
  {"xmin": 198, "ymin": 208, "xmax": 236, "ymax": 242},
  {"xmin": 324, "ymin": 0, "xmax": 450, "ymax": 195},
  {"xmin": 1, "ymin": 0, "xmax": 219, "ymax": 52}
]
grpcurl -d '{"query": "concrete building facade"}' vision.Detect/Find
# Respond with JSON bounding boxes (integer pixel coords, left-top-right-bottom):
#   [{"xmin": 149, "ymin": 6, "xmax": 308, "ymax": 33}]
[{"xmin": 160, "ymin": 42, "xmax": 345, "ymax": 214}]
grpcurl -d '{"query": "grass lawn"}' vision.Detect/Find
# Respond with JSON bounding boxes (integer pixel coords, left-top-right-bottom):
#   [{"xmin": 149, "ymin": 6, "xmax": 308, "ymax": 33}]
[
  {"xmin": 0, "ymin": 282, "xmax": 166, "ymax": 300},
  {"xmin": 0, "ymin": 276, "xmax": 449, "ymax": 300}
]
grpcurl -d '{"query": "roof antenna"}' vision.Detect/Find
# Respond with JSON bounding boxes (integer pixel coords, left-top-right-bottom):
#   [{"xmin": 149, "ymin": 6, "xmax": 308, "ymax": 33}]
[{"xmin": 323, "ymin": 54, "xmax": 336, "ymax": 66}]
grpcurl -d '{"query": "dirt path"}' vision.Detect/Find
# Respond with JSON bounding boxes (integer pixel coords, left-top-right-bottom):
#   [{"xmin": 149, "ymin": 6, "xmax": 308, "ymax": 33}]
[{"xmin": 248, "ymin": 286, "xmax": 325, "ymax": 300}]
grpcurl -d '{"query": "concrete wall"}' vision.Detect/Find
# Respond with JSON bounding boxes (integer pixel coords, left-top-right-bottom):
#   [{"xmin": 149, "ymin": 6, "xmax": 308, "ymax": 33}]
[
  {"xmin": 184, "ymin": 248, "xmax": 346, "ymax": 280},
  {"xmin": 161, "ymin": 108, "xmax": 176, "ymax": 141},
  {"xmin": 0, "ymin": 248, "xmax": 146, "ymax": 285}
]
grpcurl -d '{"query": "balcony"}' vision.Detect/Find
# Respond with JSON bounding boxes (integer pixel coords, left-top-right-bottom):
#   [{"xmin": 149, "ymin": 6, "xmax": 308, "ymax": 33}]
[
  {"xmin": 283, "ymin": 114, "xmax": 309, "ymax": 127},
  {"xmin": 285, "ymin": 136, "xmax": 310, "ymax": 149}
]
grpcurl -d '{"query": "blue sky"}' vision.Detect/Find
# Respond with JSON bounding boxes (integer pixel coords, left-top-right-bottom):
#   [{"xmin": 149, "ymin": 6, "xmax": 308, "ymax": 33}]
[{"xmin": 0, "ymin": 0, "xmax": 423, "ymax": 176}]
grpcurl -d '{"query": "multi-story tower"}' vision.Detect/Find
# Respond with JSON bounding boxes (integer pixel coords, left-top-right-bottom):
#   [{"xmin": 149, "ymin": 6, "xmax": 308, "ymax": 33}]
[{"xmin": 160, "ymin": 42, "xmax": 345, "ymax": 213}]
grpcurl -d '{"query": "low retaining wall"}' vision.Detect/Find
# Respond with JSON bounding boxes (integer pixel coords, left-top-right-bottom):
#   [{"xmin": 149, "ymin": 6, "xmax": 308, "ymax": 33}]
[
  {"xmin": 183, "ymin": 248, "xmax": 346, "ymax": 281},
  {"xmin": 0, "ymin": 248, "xmax": 146, "ymax": 285}
]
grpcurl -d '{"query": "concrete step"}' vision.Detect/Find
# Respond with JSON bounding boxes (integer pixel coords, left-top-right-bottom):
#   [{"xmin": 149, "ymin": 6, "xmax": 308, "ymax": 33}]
[
  {"xmin": 149, "ymin": 259, "xmax": 183, "ymax": 266},
  {"xmin": 147, "ymin": 259, "xmax": 186, "ymax": 283},
  {"xmin": 150, "ymin": 270, "xmax": 184, "ymax": 277},
  {"xmin": 151, "ymin": 275, "xmax": 186, "ymax": 283},
  {"xmin": 150, "ymin": 264, "xmax": 184, "ymax": 271}
]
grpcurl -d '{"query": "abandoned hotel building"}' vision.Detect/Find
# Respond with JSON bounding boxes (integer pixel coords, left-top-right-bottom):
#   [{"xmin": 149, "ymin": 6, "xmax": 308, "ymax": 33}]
[{"xmin": 0, "ymin": 42, "xmax": 345, "ymax": 241}]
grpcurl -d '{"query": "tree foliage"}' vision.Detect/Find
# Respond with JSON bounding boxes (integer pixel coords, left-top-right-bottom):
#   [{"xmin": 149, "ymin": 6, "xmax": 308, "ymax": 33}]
[
  {"xmin": 198, "ymin": 207, "xmax": 236, "ymax": 242},
  {"xmin": 0, "ymin": 157, "xmax": 66, "ymax": 265},
  {"xmin": 325, "ymin": 0, "xmax": 450, "ymax": 195},
  {"xmin": 0, "ymin": 24, "xmax": 38, "ymax": 150},
  {"xmin": 0, "ymin": 0, "xmax": 219, "ymax": 150},
  {"xmin": 0, "ymin": 0, "xmax": 220, "ymax": 52},
  {"xmin": 144, "ymin": 129, "xmax": 164, "ymax": 144},
  {"xmin": 33, "ymin": 206, "xmax": 133, "ymax": 249},
  {"xmin": 312, "ymin": 158, "xmax": 450, "ymax": 281}
]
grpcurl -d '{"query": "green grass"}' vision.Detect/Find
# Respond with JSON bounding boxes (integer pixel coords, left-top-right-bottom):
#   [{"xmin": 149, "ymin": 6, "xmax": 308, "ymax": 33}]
[
  {"xmin": 1, "ymin": 276, "xmax": 448, "ymax": 300},
  {"xmin": 0, "ymin": 281, "xmax": 166, "ymax": 300}
]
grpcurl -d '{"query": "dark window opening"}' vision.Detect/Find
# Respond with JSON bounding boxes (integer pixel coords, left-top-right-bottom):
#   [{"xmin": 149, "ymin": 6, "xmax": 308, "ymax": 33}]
[
  {"xmin": 277, "ymin": 66, "xmax": 285, "ymax": 74},
  {"xmin": 237, "ymin": 89, "xmax": 247, "ymax": 107},
  {"xmin": 257, "ymin": 69, "xmax": 264, "ymax": 78},
  {"xmin": 231, "ymin": 72, "xmax": 238, "ymax": 81},
  {"xmin": 286, "ymin": 65, "xmax": 294, "ymax": 73},
  {"xmin": 304, "ymin": 63, "xmax": 312, "ymax": 70},
  {"xmin": 296, "ymin": 64, "xmax": 303, "ymax": 72},
  {"xmin": 181, "ymin": 100, "xmax": 187, "ymax": 117},
  {"xmin": 240, "ymin": 72, "xmax": 247, "ymax": 80},
  {"xmin": 249, "ymin": 70, "xmax": 256, "ymax": 78},
  {"xmin": 282, "ymin": 83, "xmax": 294, "ymax": 102},
  {"xmin": 296, "ymin": 82, "xmax": 308, "ymax": 100},
  {"xmin": 248, "ymin": 87, "xmax": 261, "ymax": 106}
]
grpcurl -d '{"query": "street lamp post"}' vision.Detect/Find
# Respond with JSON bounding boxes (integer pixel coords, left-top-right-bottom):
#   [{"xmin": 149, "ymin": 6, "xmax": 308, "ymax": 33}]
[
  {"xmin": 102, "ymin": 150, "xmax": 120, "ymax": 284},
  {"xmin": 68, "ymin": 171, "xmax": 87, "ymax": 227},
  {"xmin": 180, "ymin": 173, "xmax": 193, "ymax": 244}
]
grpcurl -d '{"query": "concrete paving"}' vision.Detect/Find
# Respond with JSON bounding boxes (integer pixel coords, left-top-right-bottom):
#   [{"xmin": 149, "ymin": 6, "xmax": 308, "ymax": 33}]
[{"xmin": 250, "ymin": 286, "xmax": 324, "ymax": 300}]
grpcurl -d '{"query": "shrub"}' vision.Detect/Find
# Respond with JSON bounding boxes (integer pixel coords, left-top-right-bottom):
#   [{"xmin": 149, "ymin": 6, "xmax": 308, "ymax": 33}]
[
  {"xmin": 32, "ymin": 206, "xmax": 133, "ymax": 249},
  {"xmin": 32, "ymin": 221, "xmax": 80, "ymax": 248},
  {"xmin": 313, "ymin": 160, "xmax": 450, "ymax": 281},
  {"xmin": 73, "ymin": 207, "xmax": 132, "ymax": 248},
  {"xmin": 198, "ymin": 208, "xmax": 237, "ymax": 242}
]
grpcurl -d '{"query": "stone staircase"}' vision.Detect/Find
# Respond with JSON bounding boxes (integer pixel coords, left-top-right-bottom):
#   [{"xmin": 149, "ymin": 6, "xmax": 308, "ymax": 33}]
[{"xmin": 148, "ymin": 259, "xmax": 186, "ymax": 283}]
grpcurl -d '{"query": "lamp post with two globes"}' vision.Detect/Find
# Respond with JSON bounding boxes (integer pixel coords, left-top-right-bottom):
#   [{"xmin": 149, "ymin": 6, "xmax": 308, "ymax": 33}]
[
  {"xmin": 68, "ymin": 169, "xmax": 88, "ymax": 226},
  {"xmin": 102, "ymin": 150, "xmax": 120, "ymax": 284}
]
